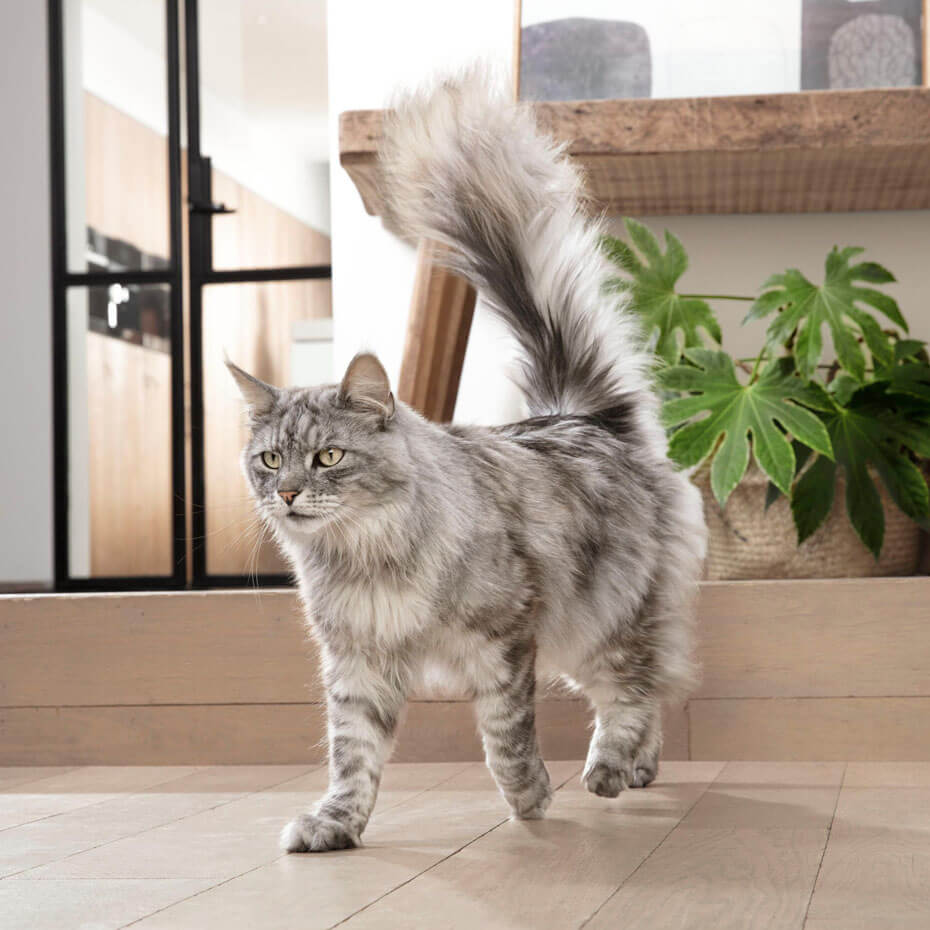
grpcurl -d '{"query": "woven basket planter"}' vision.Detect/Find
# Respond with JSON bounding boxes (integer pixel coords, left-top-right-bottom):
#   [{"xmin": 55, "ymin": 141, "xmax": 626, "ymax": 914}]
[{"xmin": 695, "ymin": 465, "xmax": 923, "ymax": 580}]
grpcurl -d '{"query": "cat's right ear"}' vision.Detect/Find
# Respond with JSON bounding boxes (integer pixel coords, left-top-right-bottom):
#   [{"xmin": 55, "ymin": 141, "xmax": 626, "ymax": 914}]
[{"xmin": 225, "ymin": 358, "xmax": 279, "ymax": 417}]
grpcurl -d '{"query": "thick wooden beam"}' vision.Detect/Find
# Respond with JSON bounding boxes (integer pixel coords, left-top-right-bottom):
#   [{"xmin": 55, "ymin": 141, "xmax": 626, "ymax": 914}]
[
  {"xmin": 396, "ymin": 240, "xmax": 476, "ymax": 422},
  {"xmin": 340, "ymin": 88, "xmax": 930, "ymax": 216}
]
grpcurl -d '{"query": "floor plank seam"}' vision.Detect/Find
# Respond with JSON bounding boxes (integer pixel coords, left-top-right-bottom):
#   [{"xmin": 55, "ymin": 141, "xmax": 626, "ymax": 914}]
[
  {"xmin": 0, "ymin": 767, "xmax": 82, "ymax": 792},
  {"xmin": 107, "ymin": 762, "xmax": 478, "ymax": 928},
  {"xmin": 800, "ymin": 761, "xmax": 847, "ymax": 930},
  {"xmin": 119, "ymin": 858, "xmax": 275, "ymax": 929},
  {"xmin": 0, "ymin": 764, "xmax": 326, "ymax": 879},
  {"xmin": 0, "ymin": 766, "xmax": 214, "ymax": 839},
  {"xmin": 576, "ymin": 762, "xmax": 728, "ymax": 930},
  {"xmin": 0, "ymin": 697, "xmax": 589, "ymax": 710},
  {"xmin": 327, "ymin": 763, "xmax": 583, "ymax": 929},
  {"xmin": 692, "ymin": 694, "xmax": 930, "ymax": 702},
  {"xmin": 330, "ymin": 820, "xmax": 509, "ymax": 929}
]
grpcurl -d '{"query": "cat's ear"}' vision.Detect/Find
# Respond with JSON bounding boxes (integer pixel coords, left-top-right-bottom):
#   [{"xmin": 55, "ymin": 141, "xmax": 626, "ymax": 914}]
[
  {"xmin": 339, "ymin": 353, "xmax": 395, "ymax": 420},
  {"xmin": 225, "ymin": 358, "xmax": 279, "ymax": 417}
]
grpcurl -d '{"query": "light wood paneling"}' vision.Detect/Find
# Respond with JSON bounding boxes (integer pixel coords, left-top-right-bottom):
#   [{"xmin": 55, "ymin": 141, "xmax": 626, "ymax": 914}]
[
  {"xmin": 211, "ymin": 169, "xmax": 330, "ymax": 270},
  {"xmin": 5, "ymin": 580, "xmax": 927, "ymax": 707},
  {"xmin": 83, "ymin": 92, "xmax": 169, "ymax": 263},
  {"xmin": 0, "ymin": 591, "xmax": 314, "ymax": 706},
  {"xmin": 695, "ymin": 577, "xmax": 930, "ymax": 698},
  {"xmin": 0, "ymin": 705, "xmax": 327, "ymax": 766},
  {"xmin": 690, "ymin": 697, "xmax": 930, "ymax": 761},
  {"xmin": 0, "ymin": 699, "xmax": 686, "ymax": 767},
  {"xmin": 340, "ymin": 87, "xmax": 930, "ymax": 216},
  {"xmin": 87, "ymin": 332, "xmax": 173, "ymax": 576},
  {"xmin": 201, "ymin": 280, "xmax": 332, "ymax": 576},
  {"xmin": 3, "ymin": 578, "xmax": 929, "ymax": 763}
]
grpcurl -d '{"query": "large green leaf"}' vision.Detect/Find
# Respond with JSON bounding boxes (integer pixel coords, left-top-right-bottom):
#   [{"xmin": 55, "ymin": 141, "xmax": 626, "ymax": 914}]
[
  {"xmin": 745, "ymin": 246, "xmax": 905, "ymax": 381},
  {"xmin": 814, "ymin": 387, "xmax": 930, "ymax": 557},
  {"xmin": 659, "ymin": 349, "xmax": 833, "ymax": 505},
  {"xmin": 603, "ymin": 219, "xmax": 721, "ymax": 365},
  {"xmin": 874, "ymin": 358, "xmax": 930, "ymax": 402},
  {"xmin": 791, "ymin": 454, "xmax": 837, "ymax": 544}
]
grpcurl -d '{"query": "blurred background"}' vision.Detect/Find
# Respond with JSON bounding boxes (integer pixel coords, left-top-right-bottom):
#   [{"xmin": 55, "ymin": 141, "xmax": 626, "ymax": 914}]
[{"xmin": 1, "ymin": 0, "xmax": 928, "ymax": 592}]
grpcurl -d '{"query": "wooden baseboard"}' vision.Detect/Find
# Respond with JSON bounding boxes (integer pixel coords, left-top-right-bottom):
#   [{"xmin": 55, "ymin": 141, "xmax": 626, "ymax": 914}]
[
  {"xmin": 1, "ymin": 577, "xmax": 928, "ymax": 764},
  {"xmin": 689, "ymin": 697, "xmax": 930, "ymax": 761}
]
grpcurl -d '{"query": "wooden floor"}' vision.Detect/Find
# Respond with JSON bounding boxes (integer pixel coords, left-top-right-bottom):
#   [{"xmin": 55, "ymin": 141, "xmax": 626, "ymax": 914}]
[{"xmin": 1, "ymin": 762, "xmax": 928, "ymax": 929}]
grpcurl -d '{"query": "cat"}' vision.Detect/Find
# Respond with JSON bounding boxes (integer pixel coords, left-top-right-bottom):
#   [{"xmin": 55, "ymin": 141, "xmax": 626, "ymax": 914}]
[{"xmin": 226, "ymin": 68, "xmax": 706, "ymax": 853}]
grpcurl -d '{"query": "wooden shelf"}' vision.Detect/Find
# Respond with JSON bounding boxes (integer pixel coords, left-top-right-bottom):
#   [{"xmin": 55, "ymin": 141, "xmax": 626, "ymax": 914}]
[{"xmin": 340, "ymin": 87, "xmax": 930, "ymax": 216}]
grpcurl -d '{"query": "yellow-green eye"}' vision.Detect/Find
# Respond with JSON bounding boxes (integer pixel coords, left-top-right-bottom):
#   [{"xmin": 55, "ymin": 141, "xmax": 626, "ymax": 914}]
[
  {"xmin": 317, "ymin": 448, "xmax": 344, "ymax": 467},
  {"xmin": 261, "ymin": 451, "xmax": 281, "ymax": 470}
]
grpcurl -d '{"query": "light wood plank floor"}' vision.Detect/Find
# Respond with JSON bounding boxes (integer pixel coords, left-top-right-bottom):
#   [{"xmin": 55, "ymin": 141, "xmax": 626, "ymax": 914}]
[{"xmin": 1, "ymin": 762, "xmax": 928, "ymax": 929}]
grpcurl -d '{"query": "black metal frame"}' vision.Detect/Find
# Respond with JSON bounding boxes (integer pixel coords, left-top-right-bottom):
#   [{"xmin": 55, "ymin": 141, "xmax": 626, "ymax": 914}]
[
  {"xmin": 49, "ymin": 0, "xmax": 186, "ymax": 590},
  {"xmin": 184, "ymin": 0, "xmax": 330, "ymax": 587},
  {"xmin": 49, "ymin": 0, "xmax": 331, "ymax": 589}
]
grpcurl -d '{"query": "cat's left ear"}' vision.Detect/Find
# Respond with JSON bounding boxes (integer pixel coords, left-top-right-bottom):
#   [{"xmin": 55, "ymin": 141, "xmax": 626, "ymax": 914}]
[
  {"xmin": 339, "ymin": 352, "xmax": 395, "ymax": 421},
  {"xmin": 225, "ymin": 358, "xmax": 280, "ymax": 417}
]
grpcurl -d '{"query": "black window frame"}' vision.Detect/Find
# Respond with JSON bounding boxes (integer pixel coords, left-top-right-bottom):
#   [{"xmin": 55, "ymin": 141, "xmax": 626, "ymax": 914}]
[{"xmin": 47, "ymin": 0, "xmax": 332, "ymax": 590}]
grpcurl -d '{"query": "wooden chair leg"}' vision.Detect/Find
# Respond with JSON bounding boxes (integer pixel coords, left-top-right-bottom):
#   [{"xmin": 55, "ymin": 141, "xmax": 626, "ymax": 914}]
[{"xmin": 397, "ymin": 239, "xmax": 477, "ymax": 422}]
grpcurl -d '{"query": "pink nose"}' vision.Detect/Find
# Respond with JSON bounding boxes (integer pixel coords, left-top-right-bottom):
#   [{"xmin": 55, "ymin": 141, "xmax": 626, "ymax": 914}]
[{"xmin": 278, "ymin": 490, "xmax": 299, "ymax": 506}]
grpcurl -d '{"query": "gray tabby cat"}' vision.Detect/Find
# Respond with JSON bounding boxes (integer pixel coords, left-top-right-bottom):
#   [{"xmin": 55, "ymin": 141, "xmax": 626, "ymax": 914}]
[{"xmin": 227, "ymin": 69, "xmax": 706, "ymax": 853}]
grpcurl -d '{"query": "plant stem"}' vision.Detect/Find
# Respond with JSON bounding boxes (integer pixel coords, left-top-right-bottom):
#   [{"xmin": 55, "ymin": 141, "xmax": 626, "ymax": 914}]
[
  {"xmin": 679, "ymin": 293, "xmax": 755, "ymax": 301},
  {"xmin": 749, "ymin": 348, "xmax": 768, "ymax": 382}
]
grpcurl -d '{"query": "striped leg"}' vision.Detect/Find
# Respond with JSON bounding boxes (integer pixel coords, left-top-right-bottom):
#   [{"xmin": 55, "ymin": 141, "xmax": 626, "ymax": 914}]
[
  {"xmin": 282, "ymin": 657, "xmax": 407, "ymax": 853},
  {"xmin": 582, "ymin": 684, "xmax": 660, "ymax": 798},
  {"xmin": 474, "ymin": 642, "xmax": 551, "ymax": 819}
]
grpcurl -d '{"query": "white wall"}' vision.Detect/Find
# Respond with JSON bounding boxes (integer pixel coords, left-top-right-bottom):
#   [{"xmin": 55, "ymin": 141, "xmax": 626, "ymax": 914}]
[
  {"xmin": 618, "ymin": 211, "xmax": 930, "ymax": 363},
  {"xmin": 0, "ymin": 2, "xmax": 54, "ymax": 586},
  {"xmin": 328, "ymin": 2, "xmax": 930, "ymax": 426},
  {"xmin": 523, "ymin": 0, "xmax": 803, "ymax": 97},
  {"xmin": 326, "ymin": 0, "xmax": 527, "ymax": 426}
]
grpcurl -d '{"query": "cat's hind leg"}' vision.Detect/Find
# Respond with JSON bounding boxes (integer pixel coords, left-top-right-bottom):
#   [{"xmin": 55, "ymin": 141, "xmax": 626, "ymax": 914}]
[{"xmin": 579, "ymin": 667, "xmax": 663, "ymax": 798}]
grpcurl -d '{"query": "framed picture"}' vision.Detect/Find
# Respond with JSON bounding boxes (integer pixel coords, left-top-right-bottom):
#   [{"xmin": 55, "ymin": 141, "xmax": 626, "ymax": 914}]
[
  {"xmin": 801, "ymin": 0, "xmax": 923, "ymax": 89},
  {"xmin": 517, "ymin": 0, "xmax": 926, "ymax": 101}
]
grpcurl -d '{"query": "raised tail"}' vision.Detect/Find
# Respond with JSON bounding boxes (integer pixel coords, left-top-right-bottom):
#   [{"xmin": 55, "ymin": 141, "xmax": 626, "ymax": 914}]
[{"xmin": 378, "ymin": 67, "xmax": 652, "ymax": 419}]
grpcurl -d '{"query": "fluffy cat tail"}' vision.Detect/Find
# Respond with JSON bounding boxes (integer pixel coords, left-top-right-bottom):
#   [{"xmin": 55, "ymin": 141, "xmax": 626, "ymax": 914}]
[{"xmin": 378, "ymin": 66, "xmax": 651, "ymax": 418}]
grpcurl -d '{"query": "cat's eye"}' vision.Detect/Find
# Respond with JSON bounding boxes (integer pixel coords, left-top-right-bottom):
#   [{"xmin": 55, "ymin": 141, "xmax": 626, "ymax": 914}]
[
  {"xmin": 261, "ymin": 451, "xmax": 282, "ymax": 470},
  {"xmin": 317, "ymin": 448, "xmax": 344, "ymax": 467}
]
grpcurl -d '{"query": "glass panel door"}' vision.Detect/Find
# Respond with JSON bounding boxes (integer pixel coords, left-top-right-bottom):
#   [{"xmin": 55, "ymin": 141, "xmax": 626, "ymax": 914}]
[
  {"xmin": 185, "ymin": 0, "xmax": 332, "ymax": 584},
  {"xmin": 50, "ymin": 0, "xmax": 185, "ymax": 588},
  {"xmin": 192, "ymin": 0, "xmax": 331, "ymax": 272},
  {"xmin": 201, "ymin": 280, "xmax": 332, "ymax": 578},
  {"xmin": 62, "ymin": 0, "xmax": 170, "ymax": 273}
]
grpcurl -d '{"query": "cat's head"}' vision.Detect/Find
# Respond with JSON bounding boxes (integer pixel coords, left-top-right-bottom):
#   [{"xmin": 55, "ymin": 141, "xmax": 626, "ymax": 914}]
[{"xmin": 227, "ymin": 353, "xmax": 410, "ymax": 538}]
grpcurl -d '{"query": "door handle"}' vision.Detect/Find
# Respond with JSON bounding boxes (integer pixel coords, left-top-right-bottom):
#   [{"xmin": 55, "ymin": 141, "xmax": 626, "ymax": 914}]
[{"xmin": 190, "ymin": 200, "xmax": 236, "ymax": 215}]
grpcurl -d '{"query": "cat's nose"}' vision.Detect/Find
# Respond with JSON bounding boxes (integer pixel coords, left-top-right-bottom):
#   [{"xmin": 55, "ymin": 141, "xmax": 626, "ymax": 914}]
[{"xmin": 278, "ymin": 489, "xmax": 300, "ymax": 506}]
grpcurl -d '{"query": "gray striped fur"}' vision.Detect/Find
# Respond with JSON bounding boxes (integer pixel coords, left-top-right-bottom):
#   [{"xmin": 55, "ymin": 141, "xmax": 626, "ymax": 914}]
[{"xmin": 229, "ymin": 69, "xmax": 706, "ymax": 853}]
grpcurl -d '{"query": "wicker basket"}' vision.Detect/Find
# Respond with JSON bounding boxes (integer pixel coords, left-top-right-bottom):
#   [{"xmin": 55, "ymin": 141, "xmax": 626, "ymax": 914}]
[{"xmin": 695, "ymin": 465, "xmax": 922, "ymax": 580}]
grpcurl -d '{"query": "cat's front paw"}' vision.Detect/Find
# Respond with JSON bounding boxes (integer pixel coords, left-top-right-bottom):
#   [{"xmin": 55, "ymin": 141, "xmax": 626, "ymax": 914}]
[{"xmin": 280, "ymin": 813, "xmax": 359, "ymax": 853}]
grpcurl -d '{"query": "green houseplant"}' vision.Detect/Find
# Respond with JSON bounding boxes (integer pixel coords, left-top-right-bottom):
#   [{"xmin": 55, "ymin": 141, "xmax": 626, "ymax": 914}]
[{"xmin": 603, "ymin": 219, "xmax": 930, "ymax": 577}]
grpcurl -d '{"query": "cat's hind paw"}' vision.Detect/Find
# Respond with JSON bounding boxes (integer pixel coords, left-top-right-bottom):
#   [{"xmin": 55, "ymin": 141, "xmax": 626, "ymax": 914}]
[
  {"xmin": 582, "ymin": 759, "xmax": 631, "ymax": 798},
  {"xmin": 281, "ymin": 813, "xmax": 358, "ymax": 853}
]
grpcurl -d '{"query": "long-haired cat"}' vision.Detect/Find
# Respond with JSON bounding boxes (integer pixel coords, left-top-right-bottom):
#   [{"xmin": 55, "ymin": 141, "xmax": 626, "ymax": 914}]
[{"xmin": 227, "ymin": 69, "xmax": 706, "ymax": 853}]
